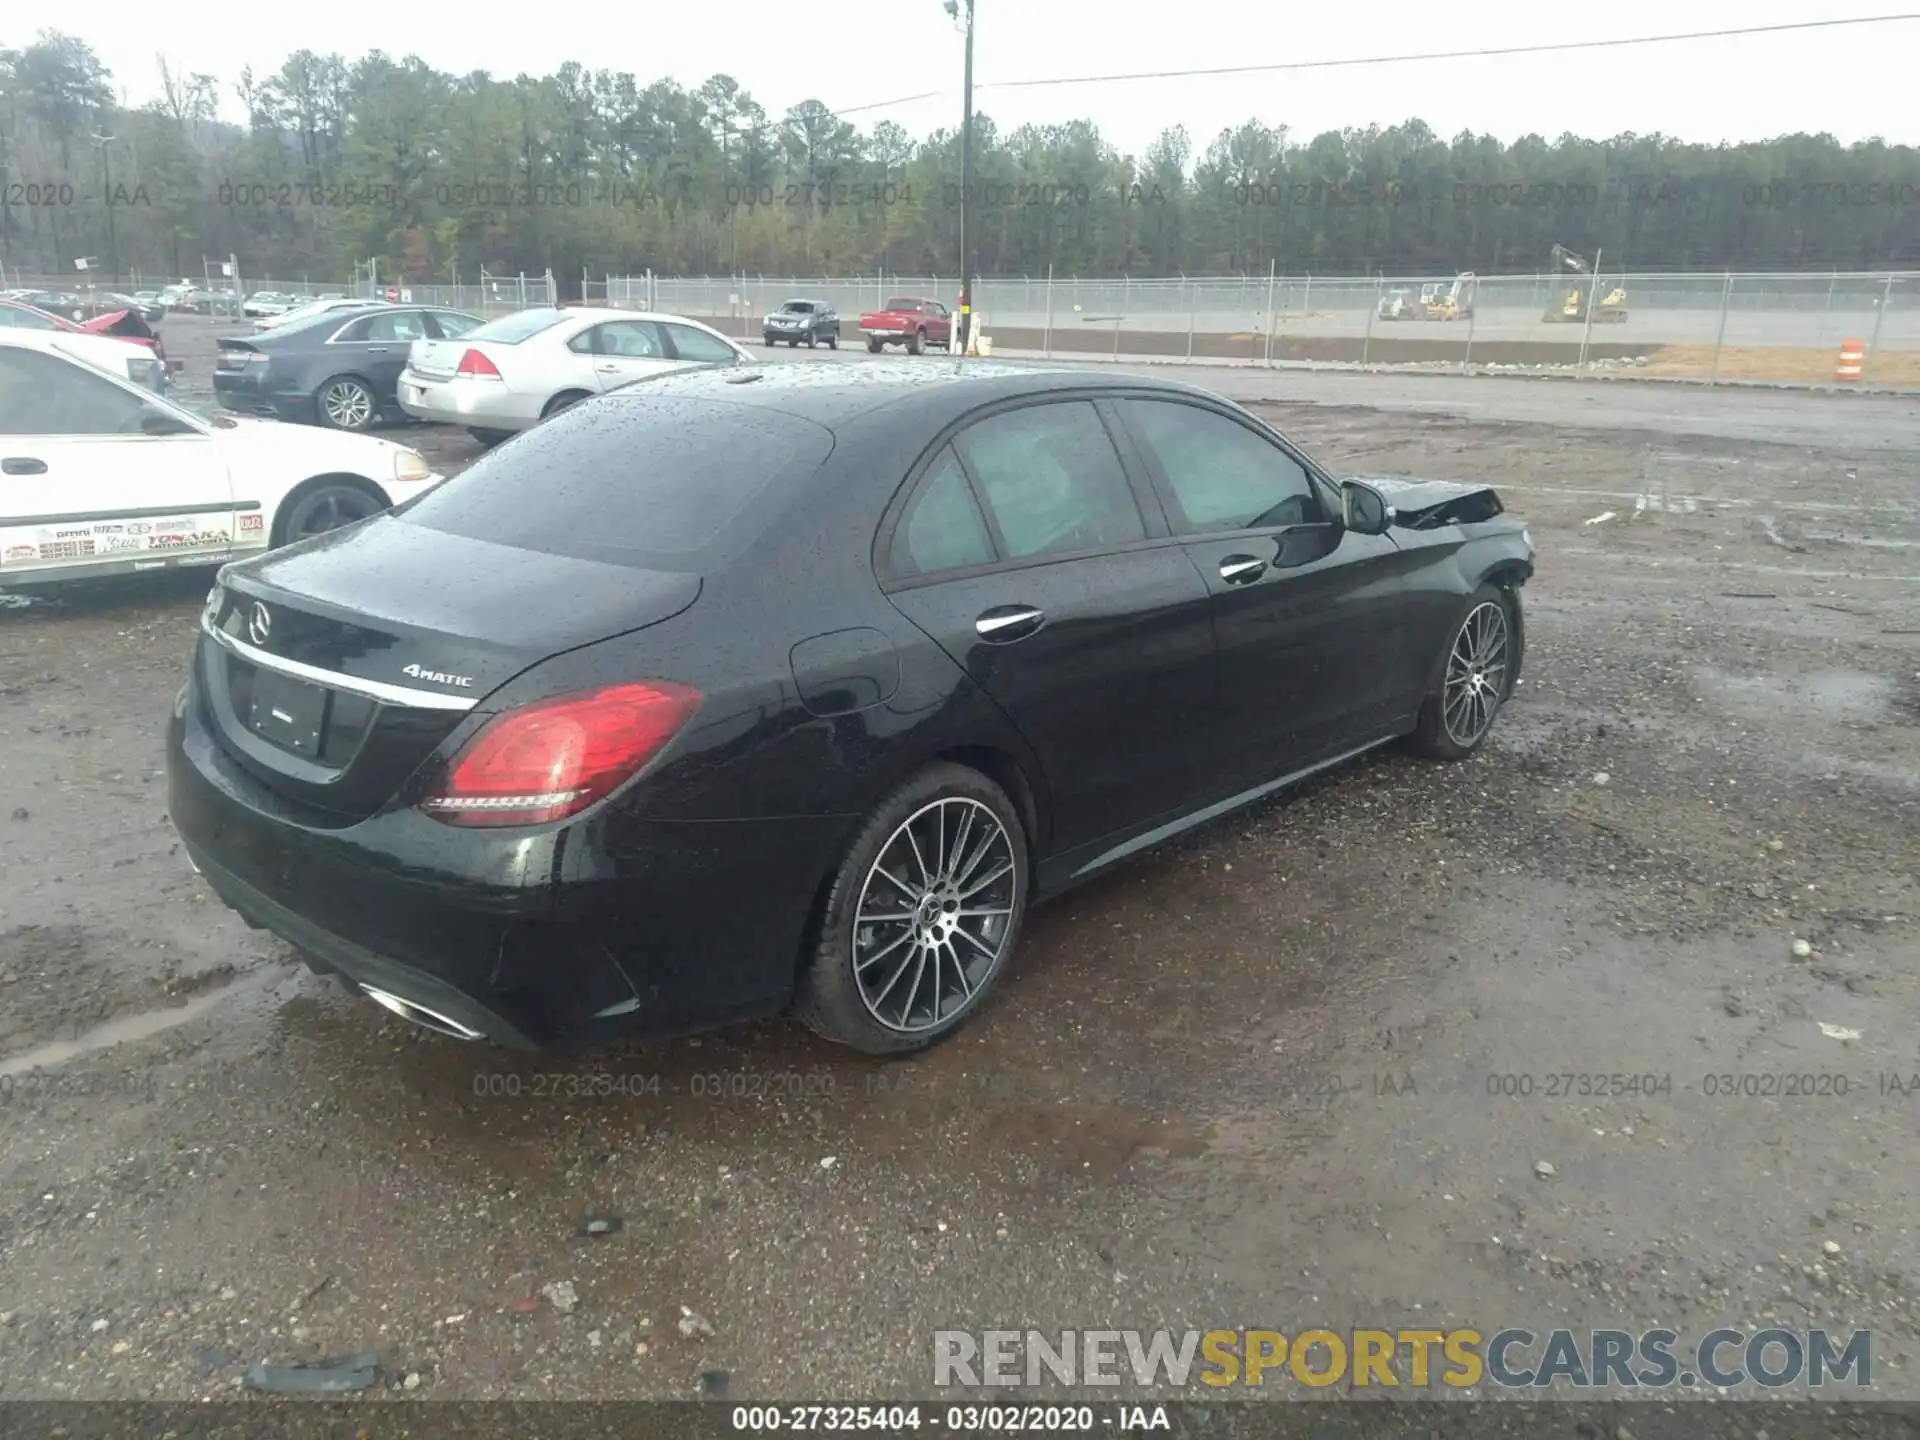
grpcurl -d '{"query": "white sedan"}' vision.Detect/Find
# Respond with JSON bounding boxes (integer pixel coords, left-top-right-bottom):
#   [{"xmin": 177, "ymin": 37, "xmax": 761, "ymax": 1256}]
[
  {"xmin": 0, "ymin": 329, "xmax": 442, "ymax": 588},
  {"xmin": 397, "ymin": 306, "xmax": 755, "ymax": 443},
  {"xmin": 253, "ymin": 296, "xmax": 386, "ymax": 334}
]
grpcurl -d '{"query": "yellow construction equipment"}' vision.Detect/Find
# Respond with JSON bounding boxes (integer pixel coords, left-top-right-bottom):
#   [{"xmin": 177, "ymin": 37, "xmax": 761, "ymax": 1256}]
[
  {"xmin": 1543, "ymin": 244, "xmax": 1626, "ymax": 324},
  {"xmin": 1419, "ymin": 272, "xmax": 1476, "ymax": 321}
]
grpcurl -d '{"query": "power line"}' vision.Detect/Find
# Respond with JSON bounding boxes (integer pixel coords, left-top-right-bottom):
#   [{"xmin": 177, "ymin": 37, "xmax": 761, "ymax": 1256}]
[{"xmin": 831, "ymin": 13, "xmax": 1920, "ymax": 118}]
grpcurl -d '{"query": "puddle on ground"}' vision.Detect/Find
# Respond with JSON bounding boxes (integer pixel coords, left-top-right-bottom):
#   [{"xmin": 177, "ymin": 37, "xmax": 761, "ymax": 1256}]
[
  {"xmin": 1694, "ymin": 666, "xmax": 1897, "ymax": 726},
  {"xmin": 0, "ymin": 967, "xmax": 275, "ymax": 1077}
]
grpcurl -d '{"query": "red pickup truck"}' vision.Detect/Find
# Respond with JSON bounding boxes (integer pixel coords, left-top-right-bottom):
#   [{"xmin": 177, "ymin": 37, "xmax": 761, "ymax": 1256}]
[{"xmin": 857, "ymin": 296, "xmax": 953, "ymax": 354}]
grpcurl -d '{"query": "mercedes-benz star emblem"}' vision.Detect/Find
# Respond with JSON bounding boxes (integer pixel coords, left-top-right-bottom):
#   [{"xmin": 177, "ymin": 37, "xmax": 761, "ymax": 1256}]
[{"xmin": 247, "ymin": 602, "xmax": 272, "ymax": 647}]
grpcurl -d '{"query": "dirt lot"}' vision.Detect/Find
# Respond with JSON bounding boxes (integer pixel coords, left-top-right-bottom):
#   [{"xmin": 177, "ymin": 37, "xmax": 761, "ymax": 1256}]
[
  {"xmin": 1637, "ymin": 344, "xmax": 1920, "ymax": 387},
  {"xmin": 1, "ymin": 321, "xmax": 1917, "ymax": 1408}
]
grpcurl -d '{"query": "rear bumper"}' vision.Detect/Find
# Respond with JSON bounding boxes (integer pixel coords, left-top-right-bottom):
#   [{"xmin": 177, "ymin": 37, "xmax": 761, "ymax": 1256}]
[
  {"xmin": 397, "ymin": 376, "xmax": 542, "ymax": 431},
  {"xmin": 184, "ymin": 839, "xmax": 543, "ymax": 1047},
  {"xmin": 213, "ymin": 371, "xmax": 310, "ymax": 423},
  {"xmin": 165, "ymin": 672, "xmax": 831, "ymax": 1051}
]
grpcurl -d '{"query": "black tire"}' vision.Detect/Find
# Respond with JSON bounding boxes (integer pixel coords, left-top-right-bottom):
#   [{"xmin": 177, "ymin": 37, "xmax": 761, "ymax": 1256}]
[
  {"xmin": 827, "ymin": 332, "xmax": 838, "ymax": 350},
  {"xmin": 273, "ymin": 479, "xmax": 386, "ymax": 547},
  {"xmin": 315, "ymin": 376, "xmax": 378, "ymax": 431},
  {"xmin": 793, "ymin": 762, "xmax": 1030, "ymax": 1056},
  {"xmin": 467, "ymin": 427, "xmax": 512, "ymax": 447},
  {"xmin": 806, "ymin": 333, "xmax": 818, "ymax": 349},
  {"xmin": 541, "ymin": 390, "xmax": 589, "ymax": 420},
  {"xmin": 908, "ymin": 327, "xmax": 925, "ymax": 356},
  {"xmin": 866, "ymin": 338, "xmax": 883, "ymax": 353},
  {"xmin": 762, "ymin": 335, "xmax": 774, "ymax": 347},
  {"xmin": 1407, "ymin": 583, "xmax": 1519, "ymax": 761}
]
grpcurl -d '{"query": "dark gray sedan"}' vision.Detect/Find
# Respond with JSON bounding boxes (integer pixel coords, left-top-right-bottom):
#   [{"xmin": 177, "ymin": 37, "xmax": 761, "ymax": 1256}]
[{"xmin": 213, "ymin": 304, "xmax": 484, "ymax": 429}]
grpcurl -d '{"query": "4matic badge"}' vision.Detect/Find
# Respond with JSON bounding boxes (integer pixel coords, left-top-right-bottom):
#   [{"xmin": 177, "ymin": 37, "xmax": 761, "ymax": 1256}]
[{"xmin": 402, "ymin": 663, "xmax": 473, "ymax": 688}]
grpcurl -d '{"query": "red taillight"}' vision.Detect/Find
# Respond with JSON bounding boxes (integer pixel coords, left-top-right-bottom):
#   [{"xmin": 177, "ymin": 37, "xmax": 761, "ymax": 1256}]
[
  {"xmin": 455, "ymin": 347, "xmax": 501, "ymax": 379},
  {"xmin": 420, "ymin": 681, "xmax": 701, "ymax": 828}
]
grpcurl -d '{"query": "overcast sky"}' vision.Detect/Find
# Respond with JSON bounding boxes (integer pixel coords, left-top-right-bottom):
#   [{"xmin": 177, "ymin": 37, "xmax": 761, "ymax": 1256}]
[{"xmin": 63, "ymin": 1, "xmax": 1920, "ymax": 157}]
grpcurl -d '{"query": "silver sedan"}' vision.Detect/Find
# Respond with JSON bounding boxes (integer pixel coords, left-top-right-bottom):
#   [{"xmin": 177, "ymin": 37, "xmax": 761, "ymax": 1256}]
[{"xmin": 397, "ymin": 306, "xmax": 756, "ymax": 444}]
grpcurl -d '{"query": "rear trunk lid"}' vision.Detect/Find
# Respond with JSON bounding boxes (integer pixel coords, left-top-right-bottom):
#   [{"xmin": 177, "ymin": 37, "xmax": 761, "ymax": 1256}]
[
  {"xmin": 215, "ymin": 337, "xmax": 260, "ymax": 373},
  {"xmin": 407, "ymin": 337, "xmax": 469, "ymax": 382},
  {"xmin": 200, "ymin": 514, "xmax": 701, "ymax": 822},
  {"xmin": 82, "ymin": 310, "xmax": 158, "ymax": 348}
]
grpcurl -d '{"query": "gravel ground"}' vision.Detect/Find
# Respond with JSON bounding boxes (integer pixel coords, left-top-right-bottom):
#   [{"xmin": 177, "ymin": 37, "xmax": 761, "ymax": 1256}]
[{"xmin": 0, "ymin": 318, "xmax": 1915, "ymax": 1407}]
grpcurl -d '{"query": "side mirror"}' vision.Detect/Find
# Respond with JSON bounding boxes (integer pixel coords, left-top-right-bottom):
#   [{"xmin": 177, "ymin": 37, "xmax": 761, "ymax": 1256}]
[
  {"xmin": 1340, "ymin": 480, "xmax": 1393, "ymax": 536},
  {"xmin": 140, "ymin": 409, "xmax": 193, "ymax": 437}
]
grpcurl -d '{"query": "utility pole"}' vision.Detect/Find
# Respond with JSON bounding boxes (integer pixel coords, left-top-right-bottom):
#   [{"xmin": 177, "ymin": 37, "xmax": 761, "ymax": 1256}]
[
  {"xmin": 91, "ymin": 131, "xmax": 118, "ymax": 284},
  {"xmin": 944, "ymin": 0, "xmax": 975, "ymax": 354}
]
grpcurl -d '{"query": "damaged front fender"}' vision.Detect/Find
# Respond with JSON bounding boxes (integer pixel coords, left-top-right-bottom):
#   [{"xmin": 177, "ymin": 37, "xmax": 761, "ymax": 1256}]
[{"xmin": 1347, "ymin": 474, "xmax": 1507, "ymax": 530}]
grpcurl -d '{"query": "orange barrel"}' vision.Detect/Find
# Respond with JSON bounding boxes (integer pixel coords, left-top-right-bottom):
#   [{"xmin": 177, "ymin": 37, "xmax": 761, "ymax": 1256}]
[{"xmin": 1835, "ymin": 338, "xmax": 1864, "ymax": 382}]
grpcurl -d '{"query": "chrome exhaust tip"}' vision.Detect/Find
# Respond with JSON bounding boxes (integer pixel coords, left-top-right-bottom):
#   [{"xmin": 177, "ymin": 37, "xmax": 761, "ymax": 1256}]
[{"xmin": 359, "ymin": 984, "xmax": 485, "ymax": 1041}]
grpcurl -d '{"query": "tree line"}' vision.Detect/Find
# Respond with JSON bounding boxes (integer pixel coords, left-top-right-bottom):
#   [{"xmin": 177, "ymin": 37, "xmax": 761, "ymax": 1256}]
[{"xmin": 2, "ymin": 31, "xmax": 1917, "ymax": 288}]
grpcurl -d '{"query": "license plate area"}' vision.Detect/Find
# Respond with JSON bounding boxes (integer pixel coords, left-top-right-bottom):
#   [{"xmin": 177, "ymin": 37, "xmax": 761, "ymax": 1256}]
[{"xmin": 248, "ymin": 668, "xmax": 329, "ymax": 758}]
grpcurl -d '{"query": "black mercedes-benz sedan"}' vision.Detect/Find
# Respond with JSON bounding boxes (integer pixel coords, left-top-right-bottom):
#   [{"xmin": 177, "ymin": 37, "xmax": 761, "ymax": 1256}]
[{"xmin": 166, "ymin": 361, "xmax": 1534, "ymax": 1055}]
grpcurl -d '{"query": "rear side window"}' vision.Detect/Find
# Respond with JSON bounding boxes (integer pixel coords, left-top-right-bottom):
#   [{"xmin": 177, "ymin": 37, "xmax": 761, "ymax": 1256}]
[
  {"xmin": 892, "ymin": 447, "xmax": 995, "ymax": 577},
  {"xmin": 399, "ymin": 395, "xmax": 833, "ymax": 568},
  {"xmin": 573, "ymin": 320, "xmax": 664, "ymax": 358},
  {"xmin": 952, "ymin": 401, "xmax": 1145, "ymax": 561},
  {"xmin": 464, "ymin": 309, "xmax": 571, "ymax": 344},
  {"xmin": 430, "ymin": 311, "xmax": 482, "ymax": 338}
]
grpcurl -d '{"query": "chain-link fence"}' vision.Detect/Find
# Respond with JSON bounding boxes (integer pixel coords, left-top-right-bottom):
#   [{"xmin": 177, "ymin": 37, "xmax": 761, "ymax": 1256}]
[
  {"xmin": 0, "ymin": 266, "xmax": 556, "ymax": 317},
  {"xmin": 596, "ymin": 269, "xmax": 1920, "ymax": 389},
  {"xmin": 7, "ymin": 261, "xmax": 1914, "ymax": 388}
]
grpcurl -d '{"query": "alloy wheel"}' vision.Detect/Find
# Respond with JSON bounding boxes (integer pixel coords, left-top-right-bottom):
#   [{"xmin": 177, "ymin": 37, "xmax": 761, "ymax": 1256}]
[
  {"xmin": 851, "ymin": 797, "xmax": 1017, "ymax": 1034},
  {"xmin": 1442, "ymin": 600, "xmax": 1511, "ymax": 748},
  {"xmin": 320, "ymin": 379, "xmax": 375, "ymax": 429}
]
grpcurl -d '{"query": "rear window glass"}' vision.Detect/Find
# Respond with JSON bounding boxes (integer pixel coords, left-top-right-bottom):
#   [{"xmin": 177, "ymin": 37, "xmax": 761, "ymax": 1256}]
[
  {"xmin": 398, "ymin": 395, "xmax": 833, "ymax": 568},
  {"xmin": 464, "ymin": 309, "xmax": 572, "ymax": 344}
]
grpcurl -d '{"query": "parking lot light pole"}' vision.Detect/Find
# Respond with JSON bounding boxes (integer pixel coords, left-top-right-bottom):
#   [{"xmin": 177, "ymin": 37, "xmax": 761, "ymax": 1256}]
[
  {"xmin": 944, "ymin": 0, "xmax": 975, "ymax": 355},
  {"xmin": 90, "ymin": 131, "xmax": 118, "ymax": 285}
]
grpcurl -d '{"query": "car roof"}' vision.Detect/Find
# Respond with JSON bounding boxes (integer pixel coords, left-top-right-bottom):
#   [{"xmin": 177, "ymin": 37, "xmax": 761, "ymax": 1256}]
[
  {"xmin": 0, "ymin": 327, "xmax": 147, "ymax": 368},
  {"xmin": 0, "ymin": 298, "xmax": 82, "ymax": 328},
  {"xmin": 539, "ymin": 306, "xmax": 732, "ymax": 327},
  {"xmin": 597, "ymin": 358, "xmax": 1225, "ymax": 432},
  {"xmin": 254, "ymin": 304, "xmax": 469, "ymax": 340}
]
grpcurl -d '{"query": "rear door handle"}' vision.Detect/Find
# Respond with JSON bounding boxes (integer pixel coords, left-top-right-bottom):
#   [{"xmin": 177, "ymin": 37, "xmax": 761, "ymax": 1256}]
[
  {"xmin": 1219, "ymin": 554, "xmax": 1267, "ymax": 584},
  {"xmin": 365, "ymin": 345, "xmax": 391, "ymax": 353},
  {"xmin": 975, "ymin": 604, "xmax": 1045, "ymax": 643},
  {"xmin": 2, "ymin": 457, "xmax": 47, "ymax": 475}
]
